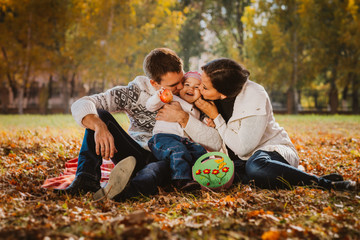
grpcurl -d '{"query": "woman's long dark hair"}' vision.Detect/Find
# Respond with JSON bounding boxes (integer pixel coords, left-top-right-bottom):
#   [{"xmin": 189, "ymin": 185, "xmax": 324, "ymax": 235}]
[{"xmin": 201, "ymin": 58, "xmax": 250, "ymax": 98}]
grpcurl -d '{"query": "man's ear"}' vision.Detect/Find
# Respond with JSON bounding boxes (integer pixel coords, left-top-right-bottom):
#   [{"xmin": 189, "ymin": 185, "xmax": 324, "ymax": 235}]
[
  {"xmin": 150, "ymin": 79, "xmax": 162, "ymax": 91},
  {"xmin": 150, "ymin": 79, "xmax": 157, "ymax": 87}
]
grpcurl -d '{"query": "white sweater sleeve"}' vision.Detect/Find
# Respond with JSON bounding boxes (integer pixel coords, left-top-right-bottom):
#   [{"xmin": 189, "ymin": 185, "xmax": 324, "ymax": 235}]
[
  {"xmin": 146, "ymin": 91, "xmax": 165, "ymax": 112},
  {"xmin": 184, "ymin": 115, "xmax": 223, "ymax": 152},
  {"xmin": 213, "ymin": 114, "xmax": 268, "ymax": 157}
]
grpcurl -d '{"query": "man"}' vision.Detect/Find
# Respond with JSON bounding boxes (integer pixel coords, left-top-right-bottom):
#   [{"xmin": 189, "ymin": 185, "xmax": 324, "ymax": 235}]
[{"xmin": 57, "ymin": 48, "xmax": 222, "ymax": 201}]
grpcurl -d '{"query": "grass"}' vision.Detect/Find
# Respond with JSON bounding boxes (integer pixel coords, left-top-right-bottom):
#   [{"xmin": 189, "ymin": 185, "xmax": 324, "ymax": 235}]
[
  {"xmin": 1, "ymin": 113, "xmax": 359, "ymax": 130},
  {"xmin": 0, "ymin": 113, "xmax": 130, "ymax": 138},
  {"xmin": 0, "ymin": 113, "xmax": 130, "ymax": 128}
]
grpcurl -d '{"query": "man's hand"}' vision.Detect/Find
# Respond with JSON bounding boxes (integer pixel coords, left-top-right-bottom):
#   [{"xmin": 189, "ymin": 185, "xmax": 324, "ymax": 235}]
[
  {"xmin": 156, "ymin": 101, "xmax": 189, "ymax": 128},
  {"xmin": 94, "ymin": 124, "xmax": 117, "ymax": 160},
  {"xmin": 194, "ymin": 98, "xmax": 219, "ymax": 120},
  {"xmin": 82, "ymin": 114, "xmax": 117, "ymax": 160}
]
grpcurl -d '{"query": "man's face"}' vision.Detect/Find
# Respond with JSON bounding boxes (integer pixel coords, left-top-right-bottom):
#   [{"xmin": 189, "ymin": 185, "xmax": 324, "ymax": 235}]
[{"xmin": 155, "ymin": 72, "xmax": 184, "ymax": 95}]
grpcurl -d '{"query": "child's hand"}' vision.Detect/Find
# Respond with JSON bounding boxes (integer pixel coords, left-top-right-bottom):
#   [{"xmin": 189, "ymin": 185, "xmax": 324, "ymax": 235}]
[
  {"xmin": 159, "ymin": 87, "xmax": 173, "ymax": 103},
  {"xmin": 204, "ymin": 117, "xmax": 215, "ymax": 128}
]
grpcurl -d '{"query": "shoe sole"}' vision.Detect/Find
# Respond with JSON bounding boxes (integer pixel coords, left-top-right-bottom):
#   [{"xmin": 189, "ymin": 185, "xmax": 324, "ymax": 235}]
[{"xmin": 93, "ymin": 156, "xmax": 136, "ymax": 200}]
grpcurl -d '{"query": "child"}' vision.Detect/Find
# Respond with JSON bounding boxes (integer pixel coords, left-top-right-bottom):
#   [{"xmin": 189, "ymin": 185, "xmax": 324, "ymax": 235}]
[{"xmin": 146, "ymin": 71, "xmax": 209, "ymax": 190}]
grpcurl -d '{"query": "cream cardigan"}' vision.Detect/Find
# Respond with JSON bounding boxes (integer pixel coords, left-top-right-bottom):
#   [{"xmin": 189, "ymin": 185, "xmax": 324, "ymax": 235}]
[{"xmin": 213, "ymin": 80, "xmax": 299, "ymax": 167}]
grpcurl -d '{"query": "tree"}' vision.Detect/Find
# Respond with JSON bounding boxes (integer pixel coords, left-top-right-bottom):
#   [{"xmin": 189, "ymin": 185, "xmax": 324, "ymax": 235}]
[
  {"xmin": 178, "ymin": 1, "xmax": 205, "ymax": 71},
  {"xmin": 202, "ymin": 0, "xmax": 251, "ymax": 61},
  {"xmin": 338, "ymin": 0, "xmax": 360, "ymax": 113},
  {"xmin": 298, "ymin": 0, "xmax": 360, "ymax": 114},
  {"xmin": 244, "ymin": 0, "xmax": 306, "ymax": 114},
  {"xmin": 74, "ymin": 0, "xmax": 184, "ymax": 87},
  {"xmin": 0, "ymin": 0, "xmax": 53, "ymax": 114},
  {"xmin": 1, "ymin": 0, "xmax": 184, "ymax": 113}
]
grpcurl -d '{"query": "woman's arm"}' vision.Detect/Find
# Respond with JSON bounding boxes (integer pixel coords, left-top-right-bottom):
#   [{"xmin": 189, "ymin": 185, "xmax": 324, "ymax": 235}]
[
  {"xmin": 214, "ymin": 114, "xmax": 268, "ymax": 157},
  {"xmin": 156, "ymin": 101, "xmax": 222, "ymax": 151}
]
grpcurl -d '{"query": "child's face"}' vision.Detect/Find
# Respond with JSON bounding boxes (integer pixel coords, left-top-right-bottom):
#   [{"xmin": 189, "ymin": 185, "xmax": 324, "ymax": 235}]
[{"xmin": 179, "ymin": 77, "xmax": 201, "ymax": 103}]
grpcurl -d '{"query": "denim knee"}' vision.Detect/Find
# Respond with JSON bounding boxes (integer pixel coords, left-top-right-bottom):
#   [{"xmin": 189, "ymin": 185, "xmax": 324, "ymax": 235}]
[
  {"xmin": 245, "ymin": 151, "xmax": 269, "ymax": 179},
  {"xmin": 131, "ymin": 161, "xmax": 170, "ymax": 193}
]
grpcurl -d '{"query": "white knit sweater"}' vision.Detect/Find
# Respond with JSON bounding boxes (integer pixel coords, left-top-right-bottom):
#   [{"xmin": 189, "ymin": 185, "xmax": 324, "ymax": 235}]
[
  {"xmin": 71, "ymin": 76, "xmax": 222, "ymax": 151},
  {"xmin": 213, "ymin": 80, "xmax": 299, "ymax": 167}
]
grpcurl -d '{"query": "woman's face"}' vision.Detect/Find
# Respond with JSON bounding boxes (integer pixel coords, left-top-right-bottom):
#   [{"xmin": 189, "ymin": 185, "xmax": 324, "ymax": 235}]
[
  {"xmin": 199, "ymin": 72, "xmax": 224, "ymax": 100},
  {"xmin": 179, "ymin": 77, "xmax": 202, "ymax": 103}
]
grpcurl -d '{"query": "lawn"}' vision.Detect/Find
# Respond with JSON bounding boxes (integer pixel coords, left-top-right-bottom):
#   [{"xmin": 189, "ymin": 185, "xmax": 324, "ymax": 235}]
[{"xmin": 0, "ymin": 114, "xmax": 359, "ymax": 239}]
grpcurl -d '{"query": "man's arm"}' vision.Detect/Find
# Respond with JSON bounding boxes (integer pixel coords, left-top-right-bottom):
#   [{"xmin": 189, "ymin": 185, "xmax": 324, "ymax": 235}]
[
  {"xmin": 81, "ymin": 114, "xmax": 117, "ymax": 160},
  {"xmin": 71, "ymin": 82, "xmax": 140, "ymax": 159}
]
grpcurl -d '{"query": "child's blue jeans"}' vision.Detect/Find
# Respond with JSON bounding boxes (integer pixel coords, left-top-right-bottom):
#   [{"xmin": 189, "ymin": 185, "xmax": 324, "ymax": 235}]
[{"xmin": 148, "ymin": 133, "xmax": 208, "ymax": 180}]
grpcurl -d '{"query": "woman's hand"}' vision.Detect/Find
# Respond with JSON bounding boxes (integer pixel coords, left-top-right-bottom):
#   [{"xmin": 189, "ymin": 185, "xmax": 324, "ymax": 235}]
[
  {"xmin": 156, "ymin": 101, "xmax": 189, "ymax": 128},
  {"xmin": 194, "ymin": 98, "xmax": 219, "ymax": 119}
]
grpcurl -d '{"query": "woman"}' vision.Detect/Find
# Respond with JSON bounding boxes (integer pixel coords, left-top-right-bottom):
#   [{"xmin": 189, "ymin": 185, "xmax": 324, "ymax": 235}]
[{"xmin": 157, "ymin": 58, "xmax": 356, "ymax": 191}]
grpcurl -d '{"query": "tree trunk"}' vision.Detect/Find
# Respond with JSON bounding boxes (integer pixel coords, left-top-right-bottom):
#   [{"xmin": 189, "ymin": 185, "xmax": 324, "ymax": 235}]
[
  {"xmin": 62, "ymin": 74, "xmax": 70, "ymax": 114},
  {"xmin": 183, "ymin": 52, "xmax": 190, "ymax": 72},
  {"xmin": 17, "ymin": 87, "xmax": 25, "ymax": 114},
  {"xmin": 1, "ymin": 47, "xmax": 18, "ymax": 99},
  {"xmin": 328, "ymin": 83, "xmax": 338, "ymax": 114},
  {"xmin": 45, "ymin": 75, "xmax": 53, "ymax": 114},
  {"xmin": 70, "ymin": 72, "xmax": 76, "ymax": 98},
  {"xmin": 288, "ymin": 15, "xmax": 298, "ymax": 114},
  {"xmin": 352, "ymin": 75, "xmax": 359, "ymax": 114},
  {"xmin": 342, "ymin": 82, "xmax": 349, "ymax": 111},
  {"xmin": 313, "ymin": 91, "xmax": 319, "ymax": 110},
  {"xmin": 328, "ymin": 67, "xmax": 338, "ymax": 114},
  {"xmin": 18, "ymin": 11, "xmax": 33, "ymax": 114}
]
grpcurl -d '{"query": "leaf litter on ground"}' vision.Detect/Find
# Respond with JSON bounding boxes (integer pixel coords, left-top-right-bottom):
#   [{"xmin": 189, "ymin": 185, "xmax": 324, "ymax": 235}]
[{"xmin": 0, "ymin": 115, "xmax": 359, "ymax": 239}]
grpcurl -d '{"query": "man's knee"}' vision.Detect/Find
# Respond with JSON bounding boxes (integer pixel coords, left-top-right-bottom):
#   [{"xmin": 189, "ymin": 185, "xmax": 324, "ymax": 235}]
[
  {"xmin": 132, "ymin": 161, "xmax": 170, "ymax": 188},
  {"xmin": 96, "ymin": 109, "xmax": 113, "ymax": 121}
]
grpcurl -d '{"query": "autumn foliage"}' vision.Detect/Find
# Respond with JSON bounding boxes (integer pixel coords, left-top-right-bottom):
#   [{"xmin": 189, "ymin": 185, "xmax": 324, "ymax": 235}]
[{"xmin": 0, "ymin": 115, "xmax": 359, "ymax": 239}]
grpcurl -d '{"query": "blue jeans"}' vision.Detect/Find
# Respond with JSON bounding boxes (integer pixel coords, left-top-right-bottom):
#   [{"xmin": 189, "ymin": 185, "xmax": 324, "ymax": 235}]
[
  {"xmin": 233, "ymin": 150, "xmax": 333, "ymax": 190},
  {"xmin": 148, "ymin": 133, "xmax": 208, "ymax": 180},
  {"xmin": 76, "ymin": 109, "xmax": 170, "ymax": 198}
]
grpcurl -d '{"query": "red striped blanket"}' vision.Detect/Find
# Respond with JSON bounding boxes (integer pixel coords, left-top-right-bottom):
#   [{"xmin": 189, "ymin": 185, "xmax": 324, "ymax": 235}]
[{"xmin": 41, "ymin": 158, "xmax": 115, "ymax": 189}]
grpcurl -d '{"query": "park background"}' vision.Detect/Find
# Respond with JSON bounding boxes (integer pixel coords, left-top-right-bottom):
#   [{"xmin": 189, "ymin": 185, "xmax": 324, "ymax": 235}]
[
  {"xmin": 0, "ymin": 0, "xmax": 359, "ymax": 115},
  {"xmin": 1, "ymin": 1, "xmax": 360, "ymax": 239}
]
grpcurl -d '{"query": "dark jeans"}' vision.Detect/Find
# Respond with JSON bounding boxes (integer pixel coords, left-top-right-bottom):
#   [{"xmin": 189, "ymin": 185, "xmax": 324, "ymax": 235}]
[
  {"xmin": 233, "ymin": 150, "xmax": 332, "ymax": 190},
  {"xmin": 148, "ymin": 133, "xmax": 207, "ymax": 180},
  {"xmin": 76, "ymin": 109, "xmax": 170, "ymax": 198}
]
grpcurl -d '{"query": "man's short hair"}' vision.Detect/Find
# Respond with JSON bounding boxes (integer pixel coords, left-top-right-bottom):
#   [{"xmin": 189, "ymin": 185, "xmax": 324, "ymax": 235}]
[{"xmin": 143, "ymin": 48, "xmax": 183, "ymax": 83}]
